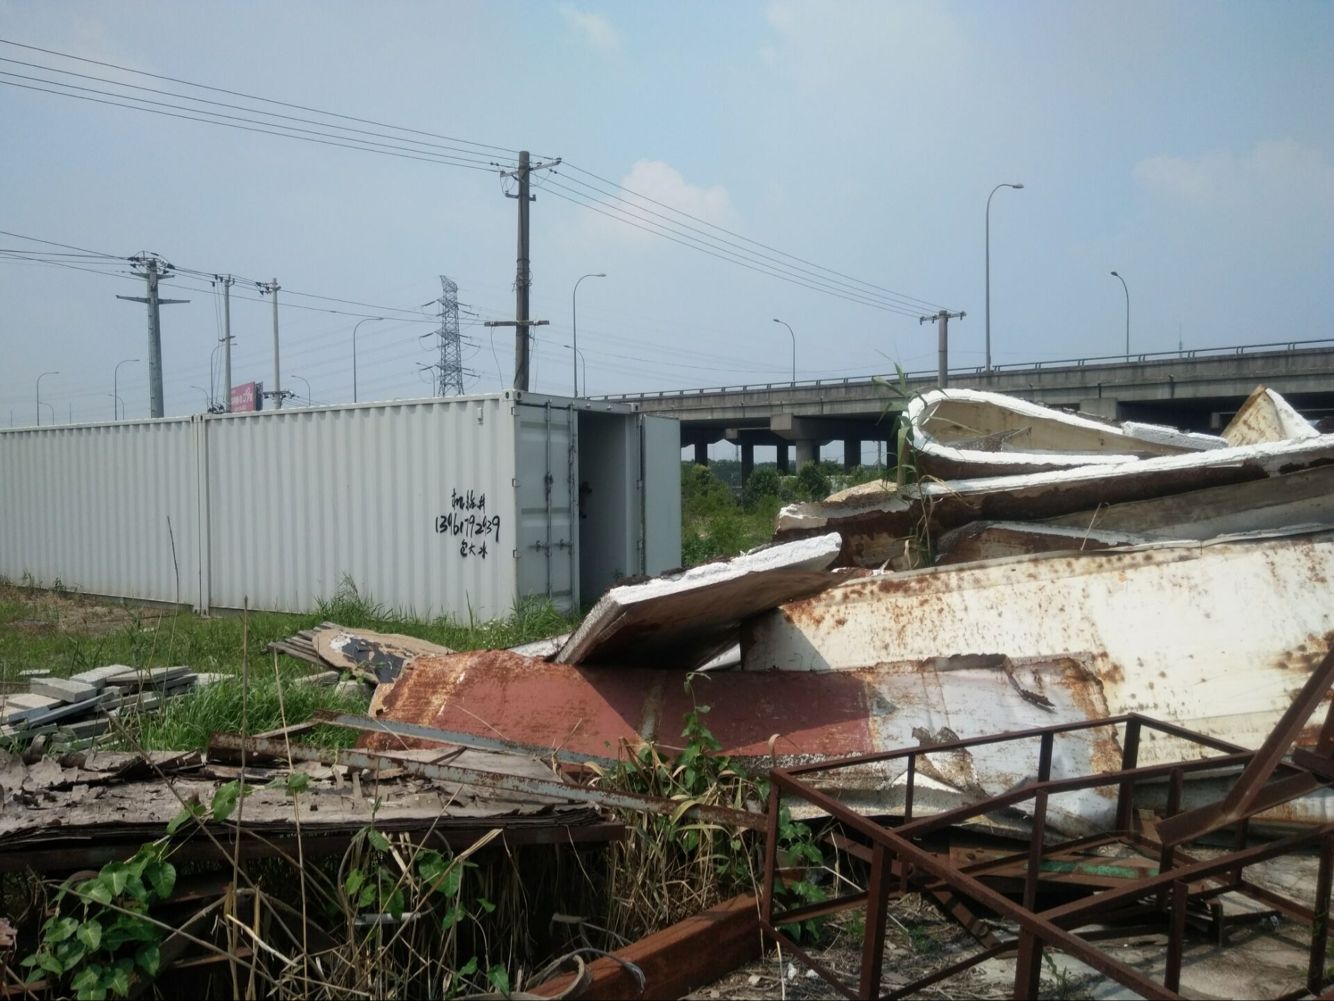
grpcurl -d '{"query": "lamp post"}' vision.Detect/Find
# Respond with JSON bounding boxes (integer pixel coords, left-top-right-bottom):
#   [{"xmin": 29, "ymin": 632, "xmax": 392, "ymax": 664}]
[
  {"xmin": 572, "ymin": 273, "xmax": 605, "ymax": 397},
  {"xmin": 190, "ymin": 385, "xmax": 211, "ymax": 412},
  {"xmin": 771, "ymin": 318, "xmax": 796, "ymax": 383},
  {"xmin": 985, "ymin": 182, "xmax": 1024, "ymax": 376},
  {"xmin": 352, "ymin": 317, "xmax": 386, "ymax": 403},
  {"xmin": 113, "ymin": 358, "xmax": 139, "ymax": 420},
  {"xmin": 36, "ymin": 371, "xmax": 58, "ymax": 426},
  {"xmin": 291, "ymin": 374, "xmax": 312, "ymax": 406},
  {"xmin": 563, "ymin": 344, "xmax": 587, "ymax": 396},
  {"xmin": 1110, "ymin": 271, "xmax": 1130, "ymax": 359}
]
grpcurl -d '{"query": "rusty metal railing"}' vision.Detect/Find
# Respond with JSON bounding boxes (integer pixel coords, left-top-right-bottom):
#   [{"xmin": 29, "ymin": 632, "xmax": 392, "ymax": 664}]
[{"xmin": 761, "ymin": 649, "xmax": 1334, "ymax": 999}]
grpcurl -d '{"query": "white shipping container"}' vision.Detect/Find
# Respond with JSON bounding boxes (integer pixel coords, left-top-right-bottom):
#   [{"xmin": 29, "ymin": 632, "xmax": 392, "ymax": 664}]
[{"xmin": 0, "ymin": 392, "xmax": 681, "ymax": 622}]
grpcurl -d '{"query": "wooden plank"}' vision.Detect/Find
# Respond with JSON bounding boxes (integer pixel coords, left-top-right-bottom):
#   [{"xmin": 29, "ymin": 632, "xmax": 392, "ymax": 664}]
[{"xmin": 531, "ymin": 894, "xmax": 762, "ymax": 999}]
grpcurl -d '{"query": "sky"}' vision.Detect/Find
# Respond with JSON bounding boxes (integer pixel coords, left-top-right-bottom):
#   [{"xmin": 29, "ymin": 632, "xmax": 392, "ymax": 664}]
[{"xmin": 1, "ymin": 1, "xmax": 1331, "ymax": 429}]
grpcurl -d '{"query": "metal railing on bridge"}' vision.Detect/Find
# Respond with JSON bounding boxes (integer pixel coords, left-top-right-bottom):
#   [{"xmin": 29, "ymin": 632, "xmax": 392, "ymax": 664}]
[{"xmin": 597, "ymin": 337, "xmax": 1334, "ymax": 402}]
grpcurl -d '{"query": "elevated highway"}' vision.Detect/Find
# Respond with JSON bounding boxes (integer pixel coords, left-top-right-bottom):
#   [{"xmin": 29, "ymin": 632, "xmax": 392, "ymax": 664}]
[{"xmin": 601, "ymin": 339, "xmax": 1334, "ymax": 472}]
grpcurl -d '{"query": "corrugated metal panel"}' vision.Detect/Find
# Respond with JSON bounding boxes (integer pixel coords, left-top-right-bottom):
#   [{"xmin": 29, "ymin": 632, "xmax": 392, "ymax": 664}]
[
  {"xmin": 0, "ymin": 393, "xmax": 673, "ymax": 621},
  {"xmin": 207, "ymin": 396, "xmax": 522, "ymax": 618},
  {"xmin": 0, "ymin": 419, "xmax": 199, "ymax": 604},
  {"xmin": 513, "ymin": 400, "xmax": 576, "ymax": 613}
]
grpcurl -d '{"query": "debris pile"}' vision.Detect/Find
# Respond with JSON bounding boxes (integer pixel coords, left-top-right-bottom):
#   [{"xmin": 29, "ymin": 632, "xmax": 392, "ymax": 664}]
[
  {"xmin": 0, "ymin": 665, "xmax": 223, "ymax": 750},
  {"xmin": 3, "ymin": 384, "xmax": 1333, "ymax": 998}
]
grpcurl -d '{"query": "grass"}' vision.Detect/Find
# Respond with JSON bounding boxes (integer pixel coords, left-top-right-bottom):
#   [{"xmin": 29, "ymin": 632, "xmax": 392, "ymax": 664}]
[{"xmin": 0, "ymin": 579, "xmax": 576, "ymax": 752}]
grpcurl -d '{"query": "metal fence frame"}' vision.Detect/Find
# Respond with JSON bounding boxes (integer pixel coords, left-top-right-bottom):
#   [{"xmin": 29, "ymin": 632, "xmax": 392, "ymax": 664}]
[{"xmin": 761, "ymin": 650, "xmax": 1334, "ymax": 1000}]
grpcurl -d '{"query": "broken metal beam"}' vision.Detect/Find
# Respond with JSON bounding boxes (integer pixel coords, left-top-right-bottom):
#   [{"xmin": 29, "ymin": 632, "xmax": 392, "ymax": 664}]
[
  {"xmin": 530, "ymin": 895, "xmax": 762, "ymax": 1000},
  {"xmin": 310, "ymin": 709, "xmax": 621, "ymax": 770}
]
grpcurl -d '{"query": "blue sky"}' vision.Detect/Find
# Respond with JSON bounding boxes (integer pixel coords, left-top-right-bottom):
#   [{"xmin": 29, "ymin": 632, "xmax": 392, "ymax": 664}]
[{"xmin": 1, "ymin": 1, "xmax": 1331, "ymax": 425}]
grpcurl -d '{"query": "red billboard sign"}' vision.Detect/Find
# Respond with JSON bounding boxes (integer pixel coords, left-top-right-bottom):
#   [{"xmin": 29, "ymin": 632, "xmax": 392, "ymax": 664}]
[{"xmin": 229, "ymin": 381, "xmax": 262, "ymax": 413}]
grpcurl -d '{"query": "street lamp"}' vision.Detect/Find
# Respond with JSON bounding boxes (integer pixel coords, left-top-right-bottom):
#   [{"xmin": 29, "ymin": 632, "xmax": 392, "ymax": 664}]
[
  {"xmin": 772, "ymin": 318, "xmax": 796, "ymax": 383},
  {"xmin": 572, "ymin": 273, "xmax": 606, "ymax": 397},
  {"xmin": 563, "ymin": 344, "xmax": 587, "ymax": 396},
  {"xmin": 1110, "ymin": 271, "xmax": 1130, "ymax": 359},
  {"xmin": 113, "ymin": 358, "xmax": 139, "ymax": 420},
  {"xmin": 35, "ymin": 371, "xmax": 58, "ymax": 426},
  {"xmin": 190, "ymin": 385, "xmax": 211, "ymax": 412},
  {"xmin": 352, "ymin": 317, "xmax": 386, "ymax": 403},
  {"xmin": 291, "ymin": 374, "xmax": 312, "ymax": 406},
  {"xmin": 985, "ymin": 182, "xmax": 1024, "ymax": 376}
]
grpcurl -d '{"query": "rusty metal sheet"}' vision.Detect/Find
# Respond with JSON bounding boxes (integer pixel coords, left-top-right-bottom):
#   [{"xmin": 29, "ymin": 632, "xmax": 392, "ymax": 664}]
[
  {"xmin": 904, "ymin": 388, "xmax": 1223, "ymax": 481},
  {"xmin": 1223, "ymin": 385, "xmax": 1320, "ymax": 446},
  {"xmin": 745, "ymin": 530, "xmax": 1334, "ymax": 817},
  {"xmin": 368, "ymin": 649, "xmax": 1119, "ymax": 834},
  {"xmin": 555, "ymin": 533, "xmax": 847, "ymax": 667},
  {"xmin": 776, "ymin": 433, "xmax": 1334, "ymax": 568}
]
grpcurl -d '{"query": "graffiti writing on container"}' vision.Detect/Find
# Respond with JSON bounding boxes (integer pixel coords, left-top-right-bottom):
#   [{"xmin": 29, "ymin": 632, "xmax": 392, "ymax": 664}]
[{"xmin": 435, "ymin": 489, "xmax": 500, "ymax": 559}]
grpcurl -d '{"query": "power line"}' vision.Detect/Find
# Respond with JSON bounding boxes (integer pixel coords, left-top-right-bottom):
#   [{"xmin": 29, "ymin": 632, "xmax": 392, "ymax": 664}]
[
  {"xmin": 0, "ymin": 76, "xmax": 504, "ymax": 174},
  {"xmin": 1, "ymin": 40, "xmax": 945, "ymax": 317},
  {"xmin": 551, "ymin": 168, "xmax": 940, "ymax": 314},
  {"xmin": 543, "ymin": 182, "xmax": 925, "ymax": 317},
  {"xmin": 0, "ymin": 38, "xmax": 526, "ymax": 157},
  {"xmin": 0, "ymin": 56, "xmax": 511, "ymax": 166},
  {"xmin": 562, "ymin": 162, "xmax": 944, "ymax": 312}
]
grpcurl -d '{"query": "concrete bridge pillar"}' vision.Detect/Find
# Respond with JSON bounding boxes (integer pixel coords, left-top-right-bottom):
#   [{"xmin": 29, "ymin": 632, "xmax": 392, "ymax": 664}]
[
  {"xmin": 843, "ymin": 437, "xmax": 861, "ymax": 470},
  {"xmin": 795, "ymin": 439, "xmax": 818, "ymax": 469},
  {"xmin": 740, "ymin": 442, "xmax": 754, "ymax": 483},
  {"xmin": 693, "ymin": 441, "xmax": 709, "ymax": 465},
  {"xmin": 776, "ymin": 444, "xmax": 789, "ymax": 474}
]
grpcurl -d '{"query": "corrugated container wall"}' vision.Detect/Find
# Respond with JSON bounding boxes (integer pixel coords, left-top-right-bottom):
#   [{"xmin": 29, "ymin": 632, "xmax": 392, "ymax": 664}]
[
  {"xmin": 0, "ymin": 393, "xmax": 679, "ymax": 623},
  {"xmin": 0, "ymin": 418, "xmax": 201, "ymax": 605}
]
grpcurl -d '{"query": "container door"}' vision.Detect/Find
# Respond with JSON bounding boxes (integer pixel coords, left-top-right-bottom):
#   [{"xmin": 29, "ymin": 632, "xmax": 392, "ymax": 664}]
[
  {"xmin": 640, "ymin": 414, "xmax": 682, "ymax": 575},
  {"xmin": 513, "ymin": 401, "xmax": 577, "ymax": 613}
]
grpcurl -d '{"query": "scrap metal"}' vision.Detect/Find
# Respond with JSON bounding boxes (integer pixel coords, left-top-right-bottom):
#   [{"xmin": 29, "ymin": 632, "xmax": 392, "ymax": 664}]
[
  {"xmin": 775, "ymin": 432, "xmax": 1334, "ymax": 568},
  {"xmin": 760, "ymin": 646, "xmax": 1334, "ymax": 1000}
]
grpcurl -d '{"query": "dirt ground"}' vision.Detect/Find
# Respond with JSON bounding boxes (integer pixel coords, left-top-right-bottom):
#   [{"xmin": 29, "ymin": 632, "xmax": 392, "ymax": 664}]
[{"xmin": 0, "ymin": 584, "xmax": 167, "ymax": 637}]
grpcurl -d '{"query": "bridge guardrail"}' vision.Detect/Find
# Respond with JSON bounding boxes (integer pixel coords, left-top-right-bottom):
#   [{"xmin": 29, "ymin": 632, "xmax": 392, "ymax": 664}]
[{"xmin": 597, "ymin": 337, "xmax": 1334, "ymax": 402}]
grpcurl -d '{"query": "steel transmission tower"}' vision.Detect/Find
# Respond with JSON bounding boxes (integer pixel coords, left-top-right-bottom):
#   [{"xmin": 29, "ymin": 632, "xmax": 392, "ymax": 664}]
[{"xmin": 422, "ymin": 275, "xmax": 464, "ymax": 395}]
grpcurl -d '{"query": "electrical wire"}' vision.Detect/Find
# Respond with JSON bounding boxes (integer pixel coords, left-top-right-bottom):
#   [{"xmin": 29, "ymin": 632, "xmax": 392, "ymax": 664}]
[
  {"xmin": 543, "ymin": 182, "xmax": 924, "ymax": 317},
  {"xmin": 0, "ymin": 76, "xmax": 504, "ymax": 174},
  {"xmin": 1, "ymin": 40, "xmax": 945, "ymax": 316},
  {"xmin": 550, "ymin": 169, "xmax": 937, "ymax": 313},
  {"xmin": 0, "ymin": 38, "xmax": 526, "ymax": 157},
  {"xmin": 562, "ymin": 162, "xmax": 944, "ymax": 312}
]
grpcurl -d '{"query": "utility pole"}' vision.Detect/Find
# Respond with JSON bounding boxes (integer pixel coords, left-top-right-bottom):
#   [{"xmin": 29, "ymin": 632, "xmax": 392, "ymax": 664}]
[
  {"xmin": 218, "ymin": 275, "xmax": 235, "ymax": 411},
  {"xmin": 919, "ymin": 309, "xmax": 965, "ymax": 388},
  {"xmin": 116, "ymin": 254, "xmax": 189, "ymax": 418},
  {"xmin": 499, "ymin": 150, "xmax": 560, "ymax": 390},
  {"xmin": 259, "ymin": 279, "xmax": 290, "ymax": 409}
]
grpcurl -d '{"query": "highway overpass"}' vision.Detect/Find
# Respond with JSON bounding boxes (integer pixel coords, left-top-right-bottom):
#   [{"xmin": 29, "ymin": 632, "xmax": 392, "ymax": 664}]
[{"xmin": 600, "ymin": 338, "xmax": 1334, "ymax": 473}]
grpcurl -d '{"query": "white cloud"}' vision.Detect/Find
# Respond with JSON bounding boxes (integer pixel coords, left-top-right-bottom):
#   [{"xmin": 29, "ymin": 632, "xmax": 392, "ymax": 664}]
[
  {"xmin": 1134, "ymin": 140, "xmax": 1334, "ymax": 221},
  {"xmin": 621, "ymin": 160, "xmax": 734, "ymax": 225},
  {"xmin": 573, "ymin": 160, "xmax": 738, "ymax": 249},
  {"xmin": 558, "ymin": 5, "xmax": 623, "ymax": 53}
]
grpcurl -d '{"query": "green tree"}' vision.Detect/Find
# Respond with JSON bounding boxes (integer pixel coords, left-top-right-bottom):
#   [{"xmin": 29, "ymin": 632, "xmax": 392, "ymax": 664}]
[
  {"xmin": 794, "ymin": 462, "xmax": 832, "ymax": 501},
  {"xmin": 742, "ymin": 467, "xmax": 781, "ymax": 510}
]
